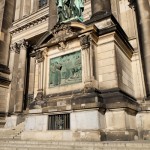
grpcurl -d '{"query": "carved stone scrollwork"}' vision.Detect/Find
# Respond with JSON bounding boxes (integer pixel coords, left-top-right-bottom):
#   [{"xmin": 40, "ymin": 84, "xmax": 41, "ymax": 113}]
[
  {"xmin": 29, "ymin": 92, "xmax": 47, "ymax": 109},
  {"xmin": 50, "ymin": 23, "xmax": 76, "ymax": 51},
  {"xmin": 52, "ymin": 23, "xmax": 73, "ymax": 36},
  {"xmin": 58, "ymin": 41, "xmax": 68, "ymax": 51},
  {"xmin": 80, "ymin": 35, "xmax": 91, "ymax": 50},
  {"xmin": 10, "ymin": 43, "xmax": 20, "ymax": 54}
]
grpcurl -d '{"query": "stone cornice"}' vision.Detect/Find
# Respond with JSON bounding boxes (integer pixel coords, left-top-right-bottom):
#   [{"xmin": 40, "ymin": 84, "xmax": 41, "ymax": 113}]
[
  {"xmin": 0, "ymin": 76, "xmax": 11, "ymax": 86},
  {"xmin": 10, "ymin": 6, "xmax": 49, "ymax": 35}
]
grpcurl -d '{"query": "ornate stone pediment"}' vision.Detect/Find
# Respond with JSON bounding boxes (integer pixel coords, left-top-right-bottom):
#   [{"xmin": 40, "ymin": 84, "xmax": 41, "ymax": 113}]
[{"xmin": 48, "ymin": 23, "xmax": 80, "ymax": 50}]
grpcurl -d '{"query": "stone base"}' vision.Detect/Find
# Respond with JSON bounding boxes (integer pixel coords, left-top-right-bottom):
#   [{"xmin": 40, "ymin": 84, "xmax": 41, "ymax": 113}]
[
  {"xmin": 0, "ymin": 114, "xmax": 7, "ymax": 128},
  {"xmin": 101, "ymin": 130, "xmax": 138, "ymax": 141},
  {"xmin": 0, "ymin": 118, "xmax": 5, "ymax": 128},
  {"xmin": 140, "ymin": 130, "xmax": 150, "ymax": 140},
  {"xmin": 136, "ymin": 109, "xmax": 150, "ymax": 140},
  {"xmin": 5, "ymin": 114, "xmax": 25, "ymax": 129},
  {"xmin": 21, "ymin": 130, "xmax": 101, "ymax": 141}
]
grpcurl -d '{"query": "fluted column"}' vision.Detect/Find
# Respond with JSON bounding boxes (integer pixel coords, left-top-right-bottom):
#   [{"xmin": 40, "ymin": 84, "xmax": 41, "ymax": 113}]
[
  {"xmin": 91, "ymin": 0, "xmax": 111, "ymax": 17},
  {"xmin": 129, "ymin": 0, "xmax": 150, "ymax": 98},
  {"xmin": 30, "ymin": 0, "xmax": 39, "ymax": 14},
  {"xmin": 14, "ymin": 0, "xmax": 21, "ymax": 20},
  {"xmin": 15, "ymin": 40, "xmax": 28, "ymax": 113},
  {"xmin": 22, "ymin": 0, "xmax": 31, "ymax": 17},
  {"xmin": 80, "ymin": 35, "xmax": 94, "ymax": 85}
]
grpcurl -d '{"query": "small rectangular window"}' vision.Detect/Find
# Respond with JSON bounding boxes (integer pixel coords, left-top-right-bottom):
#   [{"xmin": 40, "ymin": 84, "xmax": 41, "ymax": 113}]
[
  {"xmin": 48, "ymin": 114, "xmax": 70, "ymax": 130},
  {"xmin": 39, "ymin": 0, "xmax": 47, "ymax": 9}
]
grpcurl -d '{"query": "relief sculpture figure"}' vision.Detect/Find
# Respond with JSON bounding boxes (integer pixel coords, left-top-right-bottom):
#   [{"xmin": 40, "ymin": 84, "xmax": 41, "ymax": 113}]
[
  {"xmin": 53, "ymin": 62, "xmax": 62, "ymax": 85},
  {"xmin": 50, "ymin": 51, "xmax": 82, "ymax": 87}
]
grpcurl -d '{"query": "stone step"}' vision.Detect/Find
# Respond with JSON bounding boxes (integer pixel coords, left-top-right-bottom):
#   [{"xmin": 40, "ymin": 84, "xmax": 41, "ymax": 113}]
[
  {"xmin": 0, "ymin": 146, "xmax": 149, "ymax": 150},
  {"xmin": 0, "ymin": 140, "xmax": 150, "ymax": 150},
  {"xmin": 0, "ymin": 122, "xmax": 24, "ymax": 140}
]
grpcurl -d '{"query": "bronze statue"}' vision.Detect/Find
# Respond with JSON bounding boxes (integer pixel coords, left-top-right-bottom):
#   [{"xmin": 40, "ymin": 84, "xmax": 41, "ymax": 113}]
[{"xmin": 56, "ymin": 0, "xmax": 84, "ymax": 23}]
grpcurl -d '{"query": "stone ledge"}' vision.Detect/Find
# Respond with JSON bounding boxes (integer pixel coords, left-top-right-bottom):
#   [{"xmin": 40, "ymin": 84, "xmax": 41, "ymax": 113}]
[
  {"xmin": 101, "ymin": 129, "xmax": 138, "ymax": 141},
  {"xmin": 0, "ymin": 76, "xmax": 10, "ymax": 86},
  {"xmin": 0, "ymin": 64, "xmax": 10, "ymax": 74}
]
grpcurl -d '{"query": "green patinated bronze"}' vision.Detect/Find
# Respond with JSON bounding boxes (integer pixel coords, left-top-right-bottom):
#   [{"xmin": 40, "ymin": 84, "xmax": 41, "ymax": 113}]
[
  {"xmin": 49, "ymin": 51, "xmax": 82, "ymax": 87},
  {"xmin": 56, "ymin": 0, "xmax": 84, "ymax": 23}
]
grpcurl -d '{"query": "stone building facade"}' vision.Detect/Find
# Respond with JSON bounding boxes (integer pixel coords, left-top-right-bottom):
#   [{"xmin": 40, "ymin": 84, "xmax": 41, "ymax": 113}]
[{"xmin": 0, "ymin": 0, "xmax": 150, "ymax": 141}]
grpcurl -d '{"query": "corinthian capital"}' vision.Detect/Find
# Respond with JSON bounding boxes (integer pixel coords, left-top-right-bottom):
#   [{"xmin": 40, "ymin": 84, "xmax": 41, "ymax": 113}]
[
  {"xmin": 20, "ymin": 39, "xmax": 29, "ymax": 49},
  {"xmin": 10, "ymin": 43, "xmax": 20, "ymax": 54},
  {"xmin": 35, "ymin": 50, "xmax": 45, "ymax": 63},
  {"xmin": 80, "ymin": 35, "xmax": 91, "ymax": 50}
]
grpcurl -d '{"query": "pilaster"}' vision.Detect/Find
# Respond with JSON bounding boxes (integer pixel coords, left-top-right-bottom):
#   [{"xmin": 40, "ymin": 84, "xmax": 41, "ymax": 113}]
[
  {"xmin": 80, "ymin": 34, "xmax": 94, "ymax": 86},
  {"xmin": 33, "ymin": 49, "xmax": 47, "ymax": 103}
]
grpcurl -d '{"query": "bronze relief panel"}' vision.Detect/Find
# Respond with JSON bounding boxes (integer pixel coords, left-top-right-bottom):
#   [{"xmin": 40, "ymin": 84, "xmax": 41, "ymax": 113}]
[{"xmin": 49, "ymin": 50, "xmax": 82, "ymax": 87}]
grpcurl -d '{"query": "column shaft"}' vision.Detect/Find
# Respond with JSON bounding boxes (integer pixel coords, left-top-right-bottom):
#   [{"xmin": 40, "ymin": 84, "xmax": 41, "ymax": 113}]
[
  {"xmin": 15, "ymin": 40, "xmax": 28, "ymax": 112},
  {"xmin": 132, "ymin": 0, "xmax": 150, "ymax": 97},
  {"xmin": 8, "ymin": 43, "xmax": 20, "ymax": 113}
]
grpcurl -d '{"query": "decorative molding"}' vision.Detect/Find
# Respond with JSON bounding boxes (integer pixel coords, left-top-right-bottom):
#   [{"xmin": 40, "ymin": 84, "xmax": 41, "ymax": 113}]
[{"xmin": 10, "ymin": 7, "xmax": 49, "ymax": 35}]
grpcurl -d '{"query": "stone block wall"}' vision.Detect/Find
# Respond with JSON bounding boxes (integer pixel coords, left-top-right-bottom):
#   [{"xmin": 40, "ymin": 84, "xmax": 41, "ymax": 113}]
[
  {"xmin": 115, "ymin": 44, "xmax": 134, "ymax": 96},
  {"xmin": 96, "ymin": 34, "xmax": 118, "ymax": 90},
  {"xmin": 0, "ymin": 87, "xmax": 9, "ymax": 113}
]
